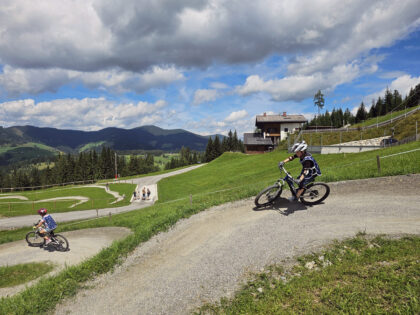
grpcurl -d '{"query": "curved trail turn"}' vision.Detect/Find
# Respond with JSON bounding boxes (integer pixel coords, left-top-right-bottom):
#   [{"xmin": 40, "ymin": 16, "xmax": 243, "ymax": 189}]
[{"xmin": 54, "ymin": 174, "xmax": 420, "ymax": 315}]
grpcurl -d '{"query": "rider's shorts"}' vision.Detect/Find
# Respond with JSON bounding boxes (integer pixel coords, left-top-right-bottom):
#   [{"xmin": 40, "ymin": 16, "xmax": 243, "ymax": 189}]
[
  {"xmin": 299, "ymin": 176, "xmax": 316, "ymax": 189},
  {"xmin": 45, "ymin": 227, "xmax": 55, "ymax": 234}
]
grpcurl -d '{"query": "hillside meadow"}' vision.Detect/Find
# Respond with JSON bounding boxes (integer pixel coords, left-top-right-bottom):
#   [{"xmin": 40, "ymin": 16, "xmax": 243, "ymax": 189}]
[{"xmin": 0, "ymin": 141, "xmax": 419, "ymax": 314}]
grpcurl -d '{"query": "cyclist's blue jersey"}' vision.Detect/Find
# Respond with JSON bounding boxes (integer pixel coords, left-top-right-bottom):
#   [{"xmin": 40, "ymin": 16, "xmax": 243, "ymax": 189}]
[
  {"xmin": 300, "ymin": 153, "xmax": 321, "ymax": 178},
  {"xmin": 42, "ymin": 214, "xmax": 57, "ymax": 230}
]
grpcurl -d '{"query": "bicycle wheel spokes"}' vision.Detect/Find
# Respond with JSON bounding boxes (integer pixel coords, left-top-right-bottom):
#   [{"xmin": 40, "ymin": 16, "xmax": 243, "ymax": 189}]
[
  {"xmin": 52, "ymin": 235, "xmax": 69, "ymax": 251},
  {"xmin": 25, "ymin": 231, "xmax": 44, "ymax": 247},
  {"xmin": 300, "ymin": 183, "xmax": 330, "ymax": 205},
  {"xmin": 255, "ymin": 185, "xmax": 282, "ymax": 207}
]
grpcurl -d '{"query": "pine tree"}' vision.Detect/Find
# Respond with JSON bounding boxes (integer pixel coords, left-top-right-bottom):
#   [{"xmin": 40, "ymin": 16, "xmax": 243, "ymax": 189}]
[
  {"xmin": 213, "ymin": 136, "xmax": 222, "ymax": 159},
  {"xmin": 204, "ymin": 137, "xmax": 214, "ymax": 162},
  {"xmin": 355, "ymin": 102, "xmax": 368, "ymax": 123}
]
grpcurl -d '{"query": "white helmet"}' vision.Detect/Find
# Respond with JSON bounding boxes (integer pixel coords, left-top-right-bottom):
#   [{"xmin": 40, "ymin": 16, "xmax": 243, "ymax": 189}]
[{"xmin": 292, "ymin": 141, "xmax": 308, "ymax": 153}]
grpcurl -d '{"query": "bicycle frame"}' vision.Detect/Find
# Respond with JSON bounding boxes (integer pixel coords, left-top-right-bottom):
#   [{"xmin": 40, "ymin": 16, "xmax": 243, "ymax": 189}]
[{"xmin": 278, "ymin": 166, "xmax": 300, "ymax": 197}]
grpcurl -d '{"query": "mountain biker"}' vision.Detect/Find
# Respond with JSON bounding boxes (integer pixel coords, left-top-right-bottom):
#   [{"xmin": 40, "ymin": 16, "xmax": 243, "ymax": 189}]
[
  {"xmin": 34, "ymin": 208, "xmax": 57, "ymax": 246},
  {"xmin": 278, "ymin": 141, "xmax": 321, "ymax": 202}
]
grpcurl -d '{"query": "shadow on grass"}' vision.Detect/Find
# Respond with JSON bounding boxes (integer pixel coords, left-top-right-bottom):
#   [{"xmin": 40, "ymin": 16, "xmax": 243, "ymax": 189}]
[{"xmin": 253, "ymin": 197, "xmax": 309, "ymax": 216}]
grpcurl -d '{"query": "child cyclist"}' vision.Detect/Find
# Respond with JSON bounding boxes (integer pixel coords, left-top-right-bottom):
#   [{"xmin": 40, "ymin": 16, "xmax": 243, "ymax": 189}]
[
  {"xmin": 34, "ymin": 208, "xmax": 57, "ymax": 246},
  {"xmin": 278, "ymin": 141, "xmax": 321, "ymax": 202}
]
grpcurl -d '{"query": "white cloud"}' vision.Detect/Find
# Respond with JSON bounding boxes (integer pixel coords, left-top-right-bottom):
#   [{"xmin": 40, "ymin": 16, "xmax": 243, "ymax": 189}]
[
  {"xmin": 0, "ymin": 65, "xmax": 184, "ymax": 96},
  {"xmin": 0, "ymin": 0, "xmax": 419, "ymax": 97},
  {"xmin": 193, "ymin": 89, "xmax": 219, "ymax": 105},
  {"xmin": 236, "ymin": 63, "xmax": 364, "ymax": 102},
  {"xmin": 364, "ymin": 75, "xmax": 420, "ymax": 104},
  {"xmin": 210, "ymin": 82, "xmax": 229, "ymax": 89},
  {"xmin": 0, "ymin": 97, "xmax": 168, "ymax": 130},
  {"xmin": 225, "ymin": 110, "xmax": 248, "ymax": 122}
]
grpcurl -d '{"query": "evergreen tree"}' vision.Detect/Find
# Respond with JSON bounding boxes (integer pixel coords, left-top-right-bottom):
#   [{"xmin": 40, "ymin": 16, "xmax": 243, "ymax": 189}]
[
  {"xmin": 355, "ymin": 102, "xmax": 368, "ymax": 123},
  {"xmin": 213, "ymin": 136, "xmax": 222, "ymax": 159},
  {"xmin": 384, "ymin": 88, "xmax": 393, "ymax": 113},
  {"xmin": 313, "ymin": 90, "xmax": 325, "ymax": 118},
  {"xmin": 204, "ymin": 137, "xmax": 214, "ymax": 162}
]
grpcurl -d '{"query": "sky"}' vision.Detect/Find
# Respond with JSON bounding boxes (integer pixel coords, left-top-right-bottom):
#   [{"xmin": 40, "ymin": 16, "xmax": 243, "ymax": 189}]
[{"xmin": 1, "ymin": 0, "xmax": 420, "ymax": 137}]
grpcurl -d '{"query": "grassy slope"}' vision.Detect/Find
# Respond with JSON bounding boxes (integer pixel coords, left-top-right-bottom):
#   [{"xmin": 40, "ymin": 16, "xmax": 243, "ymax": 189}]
[
  {"xmin": 158, "ymin": 141, "xmax": 420, "ymax": 202},
  {"xmin": 198, "ymin": 235, "xmax": 420, "ymax": 314},
  {"xmin": 295, "ymin": 110, "xmax": 420, "ymax": 147},
  {"xmin": 0, "ymin": 141, "xmax": 419, "ymax": 314},
  {"xmin": 351, "ymin": 104, "xmax": 420, "ymax": 128}
]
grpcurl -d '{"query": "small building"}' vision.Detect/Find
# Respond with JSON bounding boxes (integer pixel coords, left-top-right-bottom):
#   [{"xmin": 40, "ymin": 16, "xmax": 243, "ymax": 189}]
[
  {"xmin": 243, "ymin": 133, "xmax": 274, "ymax": 154},
  {"xmin": 244, "ymin": 112, "xmax": 307, "ymax": 154}
]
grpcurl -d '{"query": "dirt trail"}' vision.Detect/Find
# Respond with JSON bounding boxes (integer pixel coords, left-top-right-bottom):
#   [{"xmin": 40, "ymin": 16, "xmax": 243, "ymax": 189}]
[
  {"xmin": 53, "ymin": 174, "xmax": 420, "ymax": 315},
  {"xmin": 0, "ymin": 227, "xmax": 132, "ymax": 298}
]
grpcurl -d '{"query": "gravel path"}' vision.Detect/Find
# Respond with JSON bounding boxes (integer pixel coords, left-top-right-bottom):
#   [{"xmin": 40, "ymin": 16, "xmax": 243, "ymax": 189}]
[
  {"xmin": 0, "ymin": 227, "xmax": 132, "ymax": 298},
  {"xmin": 54, "ymin": 174, "xmax": 420, "ymax": 315}
]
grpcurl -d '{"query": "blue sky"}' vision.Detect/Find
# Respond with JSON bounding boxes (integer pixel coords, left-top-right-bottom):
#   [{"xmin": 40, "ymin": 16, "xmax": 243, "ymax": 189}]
[{"xmin": 1, "ymin": 0, "xmax": 420, "ymax": 137}]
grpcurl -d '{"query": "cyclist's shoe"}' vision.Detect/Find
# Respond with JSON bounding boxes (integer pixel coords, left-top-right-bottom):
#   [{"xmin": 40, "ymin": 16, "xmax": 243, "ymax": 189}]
[{"xmin": 288, "ymin": 196, "xmax": 297, "ymax": 202}]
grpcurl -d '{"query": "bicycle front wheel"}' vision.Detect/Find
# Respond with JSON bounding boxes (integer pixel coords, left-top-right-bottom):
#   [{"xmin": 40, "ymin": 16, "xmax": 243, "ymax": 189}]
[
  {"xmin": 25, "ymin": 231, "xmax": 45, "ymax": 247},
  {"xmin": 255, "ymin": 184, "xmax": 282, "ymax": 207},
  {"xmin": 52, "ymin": 234, "xmax": 69, "ymax": 252},
  {"xmin": 300, "ymin": 182, "xmax": 330, "ymax": 205}
]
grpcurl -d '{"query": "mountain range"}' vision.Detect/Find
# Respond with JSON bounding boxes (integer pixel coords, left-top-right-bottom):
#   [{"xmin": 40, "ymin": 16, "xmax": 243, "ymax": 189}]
[
  {"xmin": 0, "ymin": 125, "xmax": 218, "ymax": 152},
  {"xmin": 0, "ymin": 125, "xmax": 222, "ymax": 167}
]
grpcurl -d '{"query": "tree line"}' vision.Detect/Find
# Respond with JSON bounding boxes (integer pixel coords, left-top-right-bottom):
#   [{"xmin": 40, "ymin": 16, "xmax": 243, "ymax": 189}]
[
  {"xmin": 164, "ymin": 146, "xmax": 202, "ymax": 170},
  {"xmin": 0, "ymin": 147, "xmax": 159, "ymax": 189},
  {"xmin": 308, "ymin": 83, "xmax": 420, "ymax": 128},
  {"xmin": 203, "ymin": 130, "xmax": 244, "ymax": 162}
]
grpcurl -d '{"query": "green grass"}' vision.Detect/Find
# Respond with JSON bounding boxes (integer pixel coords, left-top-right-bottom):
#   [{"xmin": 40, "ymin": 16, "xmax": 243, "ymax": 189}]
[
  {"xmin": 77, "ymin": 141, "xmax": 106, "ymax": 152},
  {"xmin": 0, "ymin": 183, "xmax": 136, "ymax": 217},
  {"xmin": 300, "ymin": 110, "xmax": 420, "ymax": 146},
  {"xmin": 352, "ymin": 104, "xmax": 420, "ymax": 128},
  {"xmin": 158, "ymin": 141, "xmax": 420, "ymax": 202},
  {"xmin": 197, "ymin": 235, "xmax": 420, "ymax": 314},
  {"xmin": 0, "ymin": 141, "xmax": 419, "ymax": 314},
  {"xmin": 0, "ymin": 263, "xmax": 54, "ymax": 288},
  {"xmin": 0, "ymin": 142, "xmax": 59, "ymax": 155}
]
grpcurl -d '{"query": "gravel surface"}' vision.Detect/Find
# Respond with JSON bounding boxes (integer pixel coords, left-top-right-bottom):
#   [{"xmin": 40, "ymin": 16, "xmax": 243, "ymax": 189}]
[
  {"xmin": 0, "ymin": 227, "xmax": 132, "ymax": 298},
  {"xmin": 53, "ymin": 174, "xmax": 420, "ymax": 315}
]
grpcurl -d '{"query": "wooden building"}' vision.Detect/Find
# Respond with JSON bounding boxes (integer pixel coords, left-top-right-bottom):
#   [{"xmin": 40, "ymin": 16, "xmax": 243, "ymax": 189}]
[{"xmin": 244, "ymin": 112, "xmax": 307, "ymax": 154}]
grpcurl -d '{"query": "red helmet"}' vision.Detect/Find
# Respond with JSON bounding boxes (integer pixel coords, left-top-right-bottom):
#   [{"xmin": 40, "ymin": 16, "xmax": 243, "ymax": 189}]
[{"xmin": 37, "ymin": 208, "xmax": 47, "ymax": 216}]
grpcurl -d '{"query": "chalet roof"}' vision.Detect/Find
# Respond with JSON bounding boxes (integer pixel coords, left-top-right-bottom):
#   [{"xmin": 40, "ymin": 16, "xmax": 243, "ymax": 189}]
[
  {"xmin": 243, "ymin": 133, "xmax": 273, "ymax": 146},
  {"xmin": 256, "ymin": 114, "xmax": 307, "ymax": 124}
]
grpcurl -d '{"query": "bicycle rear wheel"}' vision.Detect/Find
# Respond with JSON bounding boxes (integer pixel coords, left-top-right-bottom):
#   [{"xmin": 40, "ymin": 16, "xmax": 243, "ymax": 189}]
[
  {"xmin": 255, "ymin": 184, "xmax": 282, "ymax": 207},
  {"xmin": 300, "ymin": 182, "xmax": 330, "ymax": 205},
  {"xmin": 25, "ymin": 231, "xmax": 45, "ymax": 247},
  {"xmin": 52, "ymin": 234, "xmax": 69, "ymax": 252}
]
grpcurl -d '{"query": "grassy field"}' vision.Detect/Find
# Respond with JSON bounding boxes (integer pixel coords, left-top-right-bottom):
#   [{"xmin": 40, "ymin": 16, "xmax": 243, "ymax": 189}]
[
  {"xmin": 0, "ymin": 142, "xmax": 59, "ymax": 155},
  {"xmin": 0, "ymin": 183, "xmax": 136, "ymax": 217},
  {"xmin": 351, "ymin": 104, "xmax": 420, "ymax": 128},
  {"xmin": 0, "ymin": 141, "xmax": 419, "ymax": 314},
  {"xmin": 197, "ymin": 234, "xmax": 419, "ymax": 314},
  {"xmin": 297, "ymin": 110, "xmax": 420, "ymax": 147},
  {"xmin": 0, "ymin": 263, "xmax": 54, "ymax": 288}
]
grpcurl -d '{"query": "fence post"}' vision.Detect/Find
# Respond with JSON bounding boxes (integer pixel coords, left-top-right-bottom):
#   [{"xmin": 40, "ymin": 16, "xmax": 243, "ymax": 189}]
[
  {"xmin": 96, "ymin": 209, "xmax": 99, "ymax": 218},
  {"xmin": 109, "ymin": 211, "xmax": 112, "ymax": 222},
  {"xmin": 376, "ymin": 155, "xmax": 381, "ymax": 174}
]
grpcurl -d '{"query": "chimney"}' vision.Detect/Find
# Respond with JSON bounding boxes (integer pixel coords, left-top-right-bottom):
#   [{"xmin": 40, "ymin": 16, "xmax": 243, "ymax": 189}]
[
  {"xmin": 282, "ymin": 112, "xmax": 287, "ymax": 117},
  {"xmin": 263, "ymin": 112, "xmax": 266, "ymax": 116}
]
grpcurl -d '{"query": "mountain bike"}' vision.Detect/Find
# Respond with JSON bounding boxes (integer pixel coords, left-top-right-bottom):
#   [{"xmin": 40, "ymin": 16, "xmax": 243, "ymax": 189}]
[
  {"xmin": 255, "ymin": 165, "xmax": 330, "ymax": 207},
  {"xmin": 26, "ymin": 222, "xmax": 69, "ymax": 251}
]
